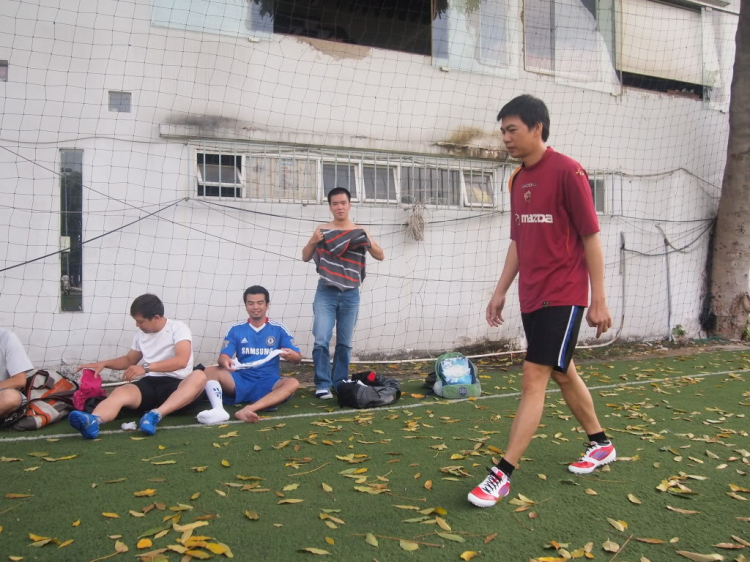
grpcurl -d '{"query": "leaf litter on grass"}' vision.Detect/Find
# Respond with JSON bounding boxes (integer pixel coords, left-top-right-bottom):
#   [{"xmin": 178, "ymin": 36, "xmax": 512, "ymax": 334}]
[{"xmin": 2, "ymin": 351, "xmax": 749, "ymax": 561}]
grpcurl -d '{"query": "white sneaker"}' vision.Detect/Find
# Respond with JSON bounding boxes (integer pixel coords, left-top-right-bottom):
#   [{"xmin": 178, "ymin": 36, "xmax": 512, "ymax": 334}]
[
  {"xmin": 568, "ymin": 441, "xmax": 617, "ymax": 474},
  {"xmin": 467, "ymin": 467, "xmax": 511, "ymax": 508},
  {"xmin": 315, "ymin": 390, "xmax": 333, "ymax": 400}
]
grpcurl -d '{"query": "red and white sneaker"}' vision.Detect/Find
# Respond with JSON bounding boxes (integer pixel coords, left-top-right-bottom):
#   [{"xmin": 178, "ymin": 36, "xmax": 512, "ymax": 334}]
[
  {"xmin": 467, "ymin": 467, "xmax": 511, "ymax": 508},
  {"xmin": 568, "ymin": 441, "xmax": 617, "ymax": 474}
]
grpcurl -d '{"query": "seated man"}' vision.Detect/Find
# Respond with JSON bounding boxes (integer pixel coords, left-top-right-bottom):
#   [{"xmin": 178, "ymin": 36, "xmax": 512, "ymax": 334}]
[
  {"xmin": 197, "ymin": 285, "xmax": 302, "ymax": 425},
  {"xmin": 69, "ymin": 294, "xmax": 207, "ymax": 439},
  {"xmin": 0, "ymin": 328, "xmax": 34, "ymax": 421}
]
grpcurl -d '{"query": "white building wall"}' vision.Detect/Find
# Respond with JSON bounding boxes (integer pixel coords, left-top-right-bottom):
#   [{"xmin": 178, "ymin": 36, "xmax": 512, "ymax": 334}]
[{"xmin": 0, "ymin": 0, "xmax": 738, "ymax": 367}]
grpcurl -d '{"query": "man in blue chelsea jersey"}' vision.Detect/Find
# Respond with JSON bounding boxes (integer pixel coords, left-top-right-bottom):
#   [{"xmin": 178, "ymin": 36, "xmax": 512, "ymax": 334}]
[{"xmin": 197, "ymin": 285, "xmax": 302, "ymax": 424}]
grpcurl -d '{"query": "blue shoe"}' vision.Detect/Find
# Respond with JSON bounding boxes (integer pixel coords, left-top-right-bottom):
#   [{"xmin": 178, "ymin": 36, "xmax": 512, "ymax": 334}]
[
  {"xmin": 139, "ymin": 410, "xmax": 162, "ymax": 436},
  {"xmin": 69, "ymin": 411, "xmax": 100, "ymax": 440}
]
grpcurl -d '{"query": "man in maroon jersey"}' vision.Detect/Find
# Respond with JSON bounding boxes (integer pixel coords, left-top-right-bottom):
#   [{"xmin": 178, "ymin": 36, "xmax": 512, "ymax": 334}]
[{"xmin": 468, "ymin": 95, "xmax": 616, "ymax": 508}]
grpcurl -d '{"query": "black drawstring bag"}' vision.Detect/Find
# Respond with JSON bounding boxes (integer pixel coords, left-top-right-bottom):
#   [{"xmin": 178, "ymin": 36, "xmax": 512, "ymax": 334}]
[{"xmin": 335, "ymin": 371, "xmax": 401, "ymax": 409}]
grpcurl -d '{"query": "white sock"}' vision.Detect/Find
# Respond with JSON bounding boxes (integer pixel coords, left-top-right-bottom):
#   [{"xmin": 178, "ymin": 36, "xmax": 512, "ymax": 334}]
[
  {"xmin": 197, "ymin": 408, "xmax": 230, "ymax": 424},
  {"xmin": 206, "ymin": 380, "xmax": 224, "ymax": 410},
  {"xmin": 196, "ymin": 381, "xmax": 230, "ymax": 425}
]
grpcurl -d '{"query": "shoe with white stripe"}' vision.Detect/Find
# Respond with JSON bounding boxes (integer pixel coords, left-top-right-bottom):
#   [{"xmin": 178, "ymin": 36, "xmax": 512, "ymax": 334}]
[
  {"xmin": 568, "ymin": 441, "xmax": 616, "ymax": 474},
  {"xmin": 467, "ymin": 467, "xmax": 511, "ymax": 508}
]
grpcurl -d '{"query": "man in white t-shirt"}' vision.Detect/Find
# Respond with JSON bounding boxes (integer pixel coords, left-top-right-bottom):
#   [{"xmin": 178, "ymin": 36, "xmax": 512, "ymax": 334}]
[
  {"xmin": 68, "ymin": 294, "xmax": 207, "ymax": 439},
  {"xmin": 0, "ymin": 328, "xmax": 35, "ymax": 419}
]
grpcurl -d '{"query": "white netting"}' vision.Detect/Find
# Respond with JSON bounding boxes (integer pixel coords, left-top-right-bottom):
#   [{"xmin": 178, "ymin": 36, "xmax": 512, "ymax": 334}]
[{"xmin": 0, "ymin": 0, "xmax": 739, "ymax": 367}]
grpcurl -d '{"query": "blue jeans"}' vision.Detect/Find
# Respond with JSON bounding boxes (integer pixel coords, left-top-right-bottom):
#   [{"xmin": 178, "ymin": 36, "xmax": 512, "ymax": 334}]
[{"xmin": 312, "ymin": 281, "xmax": 360, "ymax": 392}]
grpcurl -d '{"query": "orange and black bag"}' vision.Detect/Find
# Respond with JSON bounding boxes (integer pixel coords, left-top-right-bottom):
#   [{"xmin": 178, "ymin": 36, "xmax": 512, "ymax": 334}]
[{"xmin": 11, "ymin": 370, "xmax": 78, "ymax": 431}]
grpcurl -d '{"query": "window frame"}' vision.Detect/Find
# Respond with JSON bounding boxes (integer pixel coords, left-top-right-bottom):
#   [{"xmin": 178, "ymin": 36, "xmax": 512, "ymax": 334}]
[
  {"xmin": 192, "ymin": 144, "xmax": 504, "ymax": 209},
  {"xmin": 360, "ymin": 160, "xmax": 400, "ymax": 204},
  {"xmin": 398, "ymin": 163, "xmax": 463, "ymax": 208},
  {"xmin": 320, "ymin": 159, "xmax": 361, "ymax": 203},
  {"xmin": 108, "ymin": 91, "xmax": 132, "ymax": 113},
  {"xmin": 195, "ymin": 151, "xmax": 246, "ymax": 199},
  {"xmin": 59, "ymin": 148, "xmax": 84, "ymax": 313},
  {"xmin": 523, "ymin": 0, "xmax": 619, "ymax": 94},
  {"xmin": 245, "ymin": 154, "xmax": 321, "ymax": 203},
  {"xmin": 588, "ymin": 172, "xmax": 608, "ymax": 215},
  {"xmin": 461, "ymin": 168, "xmax": 497, "ymax": 209}
]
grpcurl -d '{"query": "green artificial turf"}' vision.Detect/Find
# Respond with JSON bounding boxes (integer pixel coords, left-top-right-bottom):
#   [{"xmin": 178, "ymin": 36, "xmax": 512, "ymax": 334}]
[{"xmin": 0, "ymin": 350, "xmax": 748, "ymax": 561}]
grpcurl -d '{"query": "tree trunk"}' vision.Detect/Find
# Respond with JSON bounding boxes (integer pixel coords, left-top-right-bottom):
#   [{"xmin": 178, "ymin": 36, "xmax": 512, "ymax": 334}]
[{"xmin": 710, "ymin": 4, "xmax": 750, "ymax": 340}]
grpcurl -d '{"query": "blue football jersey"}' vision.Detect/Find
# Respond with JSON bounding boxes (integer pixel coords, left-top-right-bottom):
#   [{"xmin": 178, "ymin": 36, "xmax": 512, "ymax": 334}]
[{"xmin": 221, "ymin": 319, "xmax": 299, "ymax": 379}]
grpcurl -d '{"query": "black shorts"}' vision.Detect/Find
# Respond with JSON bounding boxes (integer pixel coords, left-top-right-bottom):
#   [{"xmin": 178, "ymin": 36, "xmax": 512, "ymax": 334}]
[
  {"xmin": 522, "ymin": 305, "xmax": 584, "ymax": 373},
  {"xmin": 132, "ymin": 376, "xmax": 182, "ymax": 412}
]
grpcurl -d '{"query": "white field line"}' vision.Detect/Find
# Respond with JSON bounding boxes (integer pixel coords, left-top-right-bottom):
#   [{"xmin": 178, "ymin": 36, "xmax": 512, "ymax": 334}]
[{"xmin": 0, "ymin": 368, "xmax": 746, "ymax": 443}]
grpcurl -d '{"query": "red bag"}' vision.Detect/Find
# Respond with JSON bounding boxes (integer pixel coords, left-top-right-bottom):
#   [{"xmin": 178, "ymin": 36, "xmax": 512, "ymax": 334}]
[{"xmin": 73, "ymin": 368, "xmax": 106, "ymax": 411}]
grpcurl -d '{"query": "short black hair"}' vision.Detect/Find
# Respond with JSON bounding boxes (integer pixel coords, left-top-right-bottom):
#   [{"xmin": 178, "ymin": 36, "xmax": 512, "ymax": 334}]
[
  {"xmin": 243, "ymin": 285, "xmax": 270, "ymax": 304},
  {"xmin": 497, "ymin": 94, "xmax": 550, "ymax": 142},
  {"xmin": 130, "ymin": 294, "xmax": 164, "ymax": 319},
  {"xmin": 327, "ymin": 187, "xmax": 351, "ymax": 204}
]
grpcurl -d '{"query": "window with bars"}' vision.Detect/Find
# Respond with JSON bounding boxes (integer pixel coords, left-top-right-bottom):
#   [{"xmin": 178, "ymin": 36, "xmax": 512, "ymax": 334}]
[
  {"xmin": 400, "ymin": 167, "xmax": 460, "ymax": 207},
  {"xmin": 196, "ymin": 153, "xmax": 244, "ymax": 198},
  {"xmin": 246, "ymin": 157, "xmax": 317, "ymax": 201},
  {"xmin": 194, "ymin": 146, "xmax": 502, "ymax": 208}
]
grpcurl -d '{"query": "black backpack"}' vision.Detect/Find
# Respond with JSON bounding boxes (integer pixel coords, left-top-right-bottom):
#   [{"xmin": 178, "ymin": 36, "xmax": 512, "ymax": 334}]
[{"xmin": 336, "ymin": 371, "xmax": 401, "ymax": 409}]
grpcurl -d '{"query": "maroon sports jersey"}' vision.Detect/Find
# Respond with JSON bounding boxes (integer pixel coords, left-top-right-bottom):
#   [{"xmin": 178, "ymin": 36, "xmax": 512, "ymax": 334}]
[{"xmin": 509, "ymin": 147, "xmax": 600, "ymax": 313}]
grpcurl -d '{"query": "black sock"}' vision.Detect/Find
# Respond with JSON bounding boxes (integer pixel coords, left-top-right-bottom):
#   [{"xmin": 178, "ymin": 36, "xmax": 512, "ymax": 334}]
[
  {"xmin": 587, "ymin": 431, "xmax": 609, "ymax": 445},
  {"xmin": 495, "ymin": 457, "xmax": 515, "ymax": 477}
]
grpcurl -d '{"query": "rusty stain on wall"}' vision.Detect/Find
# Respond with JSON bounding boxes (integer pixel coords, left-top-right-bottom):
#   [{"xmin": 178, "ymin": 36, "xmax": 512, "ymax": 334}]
[{"xmin": 436, "ymin": 126, "xmax": 508, "ymax": 160}]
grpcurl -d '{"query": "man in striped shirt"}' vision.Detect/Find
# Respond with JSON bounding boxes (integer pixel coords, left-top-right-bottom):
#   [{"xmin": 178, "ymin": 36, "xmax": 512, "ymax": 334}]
[{"xmin": 302, "ymin": 187, "xmax": 385, "ymax": 399}]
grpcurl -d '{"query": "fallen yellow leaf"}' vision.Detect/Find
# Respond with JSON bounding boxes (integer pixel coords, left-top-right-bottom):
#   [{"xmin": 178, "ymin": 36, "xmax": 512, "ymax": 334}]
[
  {"xmin": 607, "ymin": 518, "xmax": 628, "ymax": 532},
  {"xmin": 185, "ymin": 550, "xmax": 211, "ymax": 559},
  {"xmin": 400, "ymin": 540, "xmax": 419, "ymax": 551},
  {"xmin": 298, "ymin": 547, "xmax": 331, "ymax": 555},
  {"xmin": 628, "ymin": 494, "xmax": 642, "ymax": 505},
  {"xmin": 667, "ymin": 505, "xmax": 700, "ymax": 515},
  {"xmin": 675, "ymin": 552, "xmax": 725, "ymax": 561}
]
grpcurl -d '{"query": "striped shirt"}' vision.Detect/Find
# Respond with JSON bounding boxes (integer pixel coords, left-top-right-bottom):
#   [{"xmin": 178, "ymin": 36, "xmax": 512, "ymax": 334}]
[{"xmin": 313, "ymin": 229, "xmax": 371, "ymax": 291}]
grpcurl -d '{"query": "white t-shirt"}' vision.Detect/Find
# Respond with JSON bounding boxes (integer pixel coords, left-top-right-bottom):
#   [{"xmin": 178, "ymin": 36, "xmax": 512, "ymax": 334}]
[
  {"xmin": 131, "ymin": 319, "xmax": 193, "ymax": 379},
  {"xmin": 0, "ymin": 328, "xmax": 34, "ymax": 382}
]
